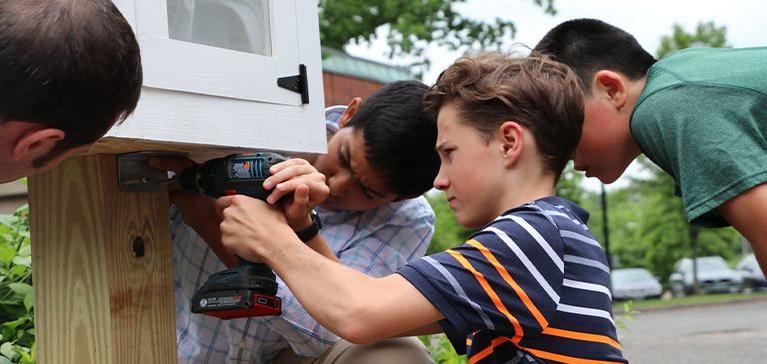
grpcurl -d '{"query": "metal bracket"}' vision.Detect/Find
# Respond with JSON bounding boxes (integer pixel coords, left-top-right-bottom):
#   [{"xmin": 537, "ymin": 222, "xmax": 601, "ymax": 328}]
[
  {"xmin": 277, "ymin": 64, "xmax": 310, "ymax": 104},
  {"xmin": 117, "ymin": 151, "xmax": 185, "ymax": 193}
]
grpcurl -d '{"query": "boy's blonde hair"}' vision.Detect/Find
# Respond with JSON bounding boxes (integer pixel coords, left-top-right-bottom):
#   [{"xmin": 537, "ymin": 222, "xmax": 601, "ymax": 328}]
[{"xmin": 424, "ymin": 52, "xmax": 583, "ymax": 176}]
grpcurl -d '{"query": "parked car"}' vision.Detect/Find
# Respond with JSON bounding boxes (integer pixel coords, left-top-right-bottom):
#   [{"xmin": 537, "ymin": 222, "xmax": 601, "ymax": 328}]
[
  {"xmin": 611, "ymin": 268, "xmax": 663, "ymax": 301},
  {"xmin": 669, "ymin": 256, "xmax": 743, "ymax": 297},
  {"xmin": 736, "ymin": 254, "xmax": 767, "ymax": 290}
]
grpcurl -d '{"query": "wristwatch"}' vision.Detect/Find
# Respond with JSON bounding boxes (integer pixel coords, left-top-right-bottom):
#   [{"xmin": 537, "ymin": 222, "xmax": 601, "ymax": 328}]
[{"xmin": 295, "ymin": 210, "xmax": 322, "ymax": 242}]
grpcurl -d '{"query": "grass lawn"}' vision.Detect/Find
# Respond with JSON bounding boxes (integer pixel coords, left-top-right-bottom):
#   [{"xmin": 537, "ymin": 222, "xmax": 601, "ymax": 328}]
[{"xmin": 614, "ymin": 291, "xmax": 767, "ymax": 313}]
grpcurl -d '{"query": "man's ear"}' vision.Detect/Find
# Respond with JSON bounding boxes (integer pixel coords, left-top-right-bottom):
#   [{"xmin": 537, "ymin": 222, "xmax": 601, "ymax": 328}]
[
  {"xmin": 338, "ymin": 97, "xmax": 362, "ymax": 128},
  {"xmin": 499, "ymin": 121, "xmax": 524, "ymax": 168},
  {"xmin": 11, "ymin": 127, "xmax": 65, "ymax": 162},
  {"xmin": 592, "ymin": 70, "xmax": 629, "ymax": 110}
]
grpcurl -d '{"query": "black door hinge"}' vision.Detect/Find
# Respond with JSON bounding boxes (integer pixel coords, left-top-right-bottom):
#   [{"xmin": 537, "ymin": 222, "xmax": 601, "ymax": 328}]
[{"xmin": 277, "ymin": 64, "xmax": 309, "ymax": 104}]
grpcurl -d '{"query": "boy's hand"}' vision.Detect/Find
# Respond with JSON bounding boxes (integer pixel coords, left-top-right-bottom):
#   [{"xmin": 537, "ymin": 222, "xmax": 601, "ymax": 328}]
[
  {"xmin": 262, "ymin": 158, "xmax": 329, "ymax": 231},
  {"xmin": 217, "ymin": 195, "xmax": 294, "ymax": 263}
]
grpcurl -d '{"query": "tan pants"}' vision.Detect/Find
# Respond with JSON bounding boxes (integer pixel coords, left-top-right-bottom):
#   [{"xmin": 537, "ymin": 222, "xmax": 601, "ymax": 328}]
[{"xmin": 274, "ymin": 337, "xmax": 434, "ymax": 364}]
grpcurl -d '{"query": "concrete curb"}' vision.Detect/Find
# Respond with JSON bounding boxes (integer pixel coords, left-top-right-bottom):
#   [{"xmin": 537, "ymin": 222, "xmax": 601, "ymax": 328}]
[{"xmin": 614, "ymin": 294, "xmax": 767, "ymax": 314}]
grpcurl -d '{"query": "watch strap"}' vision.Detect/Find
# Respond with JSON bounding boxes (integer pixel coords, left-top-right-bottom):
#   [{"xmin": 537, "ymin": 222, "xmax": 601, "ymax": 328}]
[{"xmin": 295, "ymin": 211, "xmax": 322, "ymax": 242}]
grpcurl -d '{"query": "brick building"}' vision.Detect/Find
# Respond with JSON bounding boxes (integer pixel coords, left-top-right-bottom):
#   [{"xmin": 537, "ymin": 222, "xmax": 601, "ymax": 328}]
[
  {"xmin": 0, "ymin": 49, "xmax": 413, "ymax": 214},
  {"xmin": 321, "ymin": 47, "xmax": 413, "ymax": 106}
]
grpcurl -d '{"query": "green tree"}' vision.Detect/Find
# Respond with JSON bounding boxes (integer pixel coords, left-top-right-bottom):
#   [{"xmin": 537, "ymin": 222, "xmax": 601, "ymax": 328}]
[
  {"xmin": 630, "ymin": 159, "xmax": 740, "ymax": 282},
  {"xmin": 657, "ymin": 21, "xmax": 729, "ymax": 59},
  {"xmin": 319, "ymin": 0, "xmax": 556, "ymax": 71},
  {"xmin": 588, "ymin": 158, "xmax": 741, "ymax": 283},
  {"xmin": 426, "ymin": 192, "xmax": 475, "ymax": 254},
  {"xmin": 556, "ymin": 162, "xmax": 586, "ymax": 205}
]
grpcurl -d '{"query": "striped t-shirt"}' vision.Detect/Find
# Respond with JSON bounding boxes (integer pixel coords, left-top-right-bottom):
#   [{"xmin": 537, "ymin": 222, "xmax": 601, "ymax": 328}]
[{"xmin": 399, "ymin": 196, "xmax": 626, "ymax": 363}]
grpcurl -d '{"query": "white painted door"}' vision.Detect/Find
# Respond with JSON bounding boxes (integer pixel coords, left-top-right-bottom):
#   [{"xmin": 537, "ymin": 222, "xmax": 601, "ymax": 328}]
[
  {"xmin": 106, "ymin": 0, "xmax": 326, "ymax": 156},
  {"xmin": 135, "ymin": 0, "xmax": 304, "ymax": 105}
]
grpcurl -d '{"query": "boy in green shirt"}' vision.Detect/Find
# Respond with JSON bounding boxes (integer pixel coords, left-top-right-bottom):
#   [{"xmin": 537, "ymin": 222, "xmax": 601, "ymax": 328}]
[{"xmin": 534, "ymin": 19, "xmax": 767, "ymax": 273}]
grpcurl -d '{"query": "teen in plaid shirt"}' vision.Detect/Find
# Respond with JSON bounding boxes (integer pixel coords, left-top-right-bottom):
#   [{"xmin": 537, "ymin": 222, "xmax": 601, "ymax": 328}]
[{"xmin": 159, "ymin": 81, "xmax": 441, "ymax": 363}]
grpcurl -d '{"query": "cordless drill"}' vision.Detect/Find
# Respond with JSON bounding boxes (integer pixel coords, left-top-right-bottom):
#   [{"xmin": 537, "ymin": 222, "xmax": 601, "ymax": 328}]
[{"xmin": 178, "ymin": 152, "xmax": 287, "ymax": 320}]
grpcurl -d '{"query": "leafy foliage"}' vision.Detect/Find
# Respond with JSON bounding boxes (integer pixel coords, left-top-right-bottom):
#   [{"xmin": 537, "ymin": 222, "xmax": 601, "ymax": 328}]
[
  {"xmin": 419, "ymin": 334, "xmax": 467, "ymax": 364},
  {"xmin": 556, "ymin": 162, "xmax": 586, "ymax": 205},
  {"xmin": 582, "ymin": 158, "xmax": 741, "ymax": 283},
  {"xmin": 0, "ymin": 205, "xmax": 35, "ymax": 364},
  {"xmin": 318, "ymin": 0, "xmax": 556, "ymax": 72},
  {"xmin": 657, "ymin": 21, "xmax": 729, "ymax": 59},
  {"xmin": 426, "ymin": 192, "xmax": 475, "ymax": 255}
]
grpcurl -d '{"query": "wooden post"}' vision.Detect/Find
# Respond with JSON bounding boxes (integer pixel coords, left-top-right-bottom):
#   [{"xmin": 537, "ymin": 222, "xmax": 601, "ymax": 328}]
[{"xmin": 28, "ymin": 155, "xmax": 176, "ymax": 363}]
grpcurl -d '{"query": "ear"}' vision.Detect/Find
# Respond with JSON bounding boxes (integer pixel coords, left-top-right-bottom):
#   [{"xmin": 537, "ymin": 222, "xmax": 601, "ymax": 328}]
[
  {"xmin": 11, "ymin": 127, "xmax": 66, "ymax": 162},
  {"xmin": 338, "ymin": 97, "xmax": 362, "ymax": 128},
  {"xmin": 498, "ymin": 121, "xmax": 525, "ymax": 168},
  {"xmin": 592, "ymin": 70, "xmax": 629, "ymax": 110}
]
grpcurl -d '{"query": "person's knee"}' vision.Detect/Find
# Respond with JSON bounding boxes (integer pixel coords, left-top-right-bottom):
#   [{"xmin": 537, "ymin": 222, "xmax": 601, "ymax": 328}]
[{"xmin": 332, "ymin": 336, "xmax": 433, "ymax": 364}]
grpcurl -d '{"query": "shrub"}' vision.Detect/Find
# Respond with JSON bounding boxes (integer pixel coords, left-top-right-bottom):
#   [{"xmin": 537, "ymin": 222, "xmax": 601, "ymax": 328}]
[{"xmin": 0, "ymin": 205, "xmax": 35, "ymax": 364}]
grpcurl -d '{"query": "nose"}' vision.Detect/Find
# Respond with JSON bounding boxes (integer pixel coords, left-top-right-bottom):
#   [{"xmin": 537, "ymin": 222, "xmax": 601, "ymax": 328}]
[
  {"xmin": 328, "ymin": 170, "xmax": 352, "ymax": 195},
  {"xmin": 433, "ymin": 165, "xmax": 449, "ymax": 191}
]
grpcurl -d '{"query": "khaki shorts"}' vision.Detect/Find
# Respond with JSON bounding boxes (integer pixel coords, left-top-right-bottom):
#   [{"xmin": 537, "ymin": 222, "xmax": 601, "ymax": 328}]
[{"xmin": 274, "ymin": 336, "xmax": 434, "ymax": 364}]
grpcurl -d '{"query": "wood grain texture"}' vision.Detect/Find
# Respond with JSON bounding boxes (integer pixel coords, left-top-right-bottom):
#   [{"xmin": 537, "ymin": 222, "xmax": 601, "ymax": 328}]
[{"xmin": 29, "ymin": 155, "xmax": 176, "ymax": 363}]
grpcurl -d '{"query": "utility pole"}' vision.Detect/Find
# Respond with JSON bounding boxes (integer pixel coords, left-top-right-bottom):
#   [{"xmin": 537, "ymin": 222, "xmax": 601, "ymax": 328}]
[
  {"xmin": 690, "ymin": 226, "xmax": 701, "ymax": 294},
  {"xmin": 601, "ymin": 183, "xmax": 611, "ymax": 269}
]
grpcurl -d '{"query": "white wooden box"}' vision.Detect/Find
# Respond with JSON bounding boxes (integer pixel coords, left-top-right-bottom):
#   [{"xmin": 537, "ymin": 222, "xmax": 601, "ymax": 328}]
[{"xmin": 95, "ymin": 0, "xmax": 326, "ymax": 160}]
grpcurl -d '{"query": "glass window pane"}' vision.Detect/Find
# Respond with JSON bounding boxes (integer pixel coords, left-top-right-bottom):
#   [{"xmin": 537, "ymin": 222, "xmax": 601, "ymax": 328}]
[{"xmin": 167, "ymin": 0, "xmax": 272, "ymax": 55}]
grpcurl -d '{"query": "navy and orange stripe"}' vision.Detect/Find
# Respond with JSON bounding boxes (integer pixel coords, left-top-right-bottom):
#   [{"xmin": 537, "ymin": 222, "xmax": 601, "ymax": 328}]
[
  {"xmin": 466, "ymin": 239, "xmax": 622, "ymax": 351},
  {"xmin": 446, "ymin": 249, "xmax": 524, "ymax": 343}
]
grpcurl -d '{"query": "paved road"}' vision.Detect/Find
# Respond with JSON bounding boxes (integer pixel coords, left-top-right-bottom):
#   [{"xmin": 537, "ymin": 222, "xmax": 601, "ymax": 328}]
[{"xmin": 617, "ymin": 298, "xmax": 767, "ymax": 363}]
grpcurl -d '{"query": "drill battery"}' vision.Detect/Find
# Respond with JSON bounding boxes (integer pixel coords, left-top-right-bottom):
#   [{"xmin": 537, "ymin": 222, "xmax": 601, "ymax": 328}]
[{"xmin": 191, "ymin": 262, "xmax": 282, "ymax": 319}]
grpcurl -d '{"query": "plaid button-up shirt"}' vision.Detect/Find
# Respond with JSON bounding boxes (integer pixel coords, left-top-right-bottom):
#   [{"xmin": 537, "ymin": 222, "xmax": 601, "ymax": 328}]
[{"xmin": 172, "ymin": 107, "xmax": 435, "ymax": 363}]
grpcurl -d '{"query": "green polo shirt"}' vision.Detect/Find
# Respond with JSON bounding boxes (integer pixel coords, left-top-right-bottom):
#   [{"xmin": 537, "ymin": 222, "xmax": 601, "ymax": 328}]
[{"xmin": 630, "ymin": 47, "xmax": 767, "ymax": 227}]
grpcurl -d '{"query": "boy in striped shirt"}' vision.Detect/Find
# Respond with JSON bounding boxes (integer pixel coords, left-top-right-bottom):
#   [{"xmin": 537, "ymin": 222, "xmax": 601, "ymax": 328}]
[{"xmin": 216, "ymin": 53, "xmax": 627, "ymax": 363}]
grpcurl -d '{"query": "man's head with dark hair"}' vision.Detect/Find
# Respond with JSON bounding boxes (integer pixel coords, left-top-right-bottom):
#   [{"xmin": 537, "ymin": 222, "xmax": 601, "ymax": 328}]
[
  {"xmin": 0, "ymin": 0, "xmax": 142, "ymax": 182},
  {"xmin": 314, "ymin": 81, "xmax": 439, "ymax": 212},
  {"xmin": 533, "ymin": 18, "xmax": 656, "ymax": 92},
  {"xmin": 533, "ymin": 19, "xmax": 654, "ymax": 184}
]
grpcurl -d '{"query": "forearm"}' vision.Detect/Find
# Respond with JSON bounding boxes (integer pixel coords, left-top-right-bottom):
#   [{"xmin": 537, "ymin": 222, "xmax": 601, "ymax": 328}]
[
  {"xmin": 260, "ymin": 235, "xmax": 438, "ymax": 344},
  {"xmin": 719, "ymin": 183, "xmax": 767, "ymax": 275},
  {"xmin": 262, "ymin": 237, "xmax": 378, "ymax": 336},
  {"xmin": 305, "ymin": 234, "xmax": 341, "ymax": 264}
]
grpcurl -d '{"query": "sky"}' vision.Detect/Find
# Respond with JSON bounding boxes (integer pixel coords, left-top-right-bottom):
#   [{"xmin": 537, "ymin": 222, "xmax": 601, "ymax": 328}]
[
  {"xmin": 346, "ymin": 0, "xmax": 767, "ymax": 83},
  {"xmin": 344, "ymin": 0, "xmax": 767, "ymax": 191}
]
